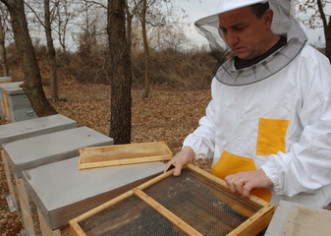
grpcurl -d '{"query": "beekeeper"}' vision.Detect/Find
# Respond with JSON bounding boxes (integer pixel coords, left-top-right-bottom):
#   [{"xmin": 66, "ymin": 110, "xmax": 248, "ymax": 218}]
[{"xmin": 165, "ymin": 0, "xmax": 331, "ymax": 208}]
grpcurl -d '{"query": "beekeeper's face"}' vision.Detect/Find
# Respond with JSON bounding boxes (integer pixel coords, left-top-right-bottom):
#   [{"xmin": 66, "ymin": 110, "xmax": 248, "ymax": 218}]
[{"xmin": 218, "ymin": 6, "xmax": 274, "ymax": 60}]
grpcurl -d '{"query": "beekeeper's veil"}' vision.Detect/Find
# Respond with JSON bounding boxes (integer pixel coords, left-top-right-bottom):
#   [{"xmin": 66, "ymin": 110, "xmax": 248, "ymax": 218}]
[{"xmin": 195, "ymin": 0, "xmax": 307, "ymax": 86}]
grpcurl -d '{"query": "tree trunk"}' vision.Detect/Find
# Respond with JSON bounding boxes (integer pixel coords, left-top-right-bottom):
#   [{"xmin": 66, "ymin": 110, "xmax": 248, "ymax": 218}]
[
  {"xmin": 324, "ymin": 17, "xmax": 331, "ymax": 63},
  {"xmin": 141, "ymin": 0, "xmax": 150, "ymax": 98},
  {"xmin": 1, "ymin": 0, "xmax": 56, "ymax": 116},
  {"xmin": 44, "ymin": 0, "xmax": 59, "ymax": 100},
  {"xmin": 0, "ymin": 16, "xmax": 9, "ymax": 76},
  {"xmin": 107, "ymin": 0, "xmax": 132, "ymax": 144},
  {"xmin": 124, "ymin": 0, "xmax": 132, "ymax": 53},
  {"xmin": 317, "ymin": 0, "xmax": 331, "ymax": 63}
]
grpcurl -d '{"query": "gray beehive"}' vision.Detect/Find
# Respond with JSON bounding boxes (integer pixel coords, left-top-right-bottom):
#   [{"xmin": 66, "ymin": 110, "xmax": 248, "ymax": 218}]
[
  {"xmin": 0, "ymin": 76, "xmax": 12, "ymax": 117},
  {"xmin": 22, "ymin": 157, "xmax": 166, "ymax": 230},
  {"xmin": 0, "ymin": 114, "xmax": 77, "ymax": 214},
  {"xmin": 0, "ymin": 114, "xmax": 77, "ymax": 146},
  {"xmin": 2, "ymin": 126, "xmax": 113, "ymax": 236},
  {"xmin": 3, "ymin": 126, "xmax": 113, "ymax": 178},
  {"xmin": 0, "ymin": 81, "xmax": 37, "ymax": 122}
]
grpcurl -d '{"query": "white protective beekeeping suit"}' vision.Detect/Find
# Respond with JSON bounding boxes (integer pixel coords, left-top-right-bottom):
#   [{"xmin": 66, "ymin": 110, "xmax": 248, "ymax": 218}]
[{"xmin": 183, "ymin": 0, "xmax": 331, "ymax": 208}]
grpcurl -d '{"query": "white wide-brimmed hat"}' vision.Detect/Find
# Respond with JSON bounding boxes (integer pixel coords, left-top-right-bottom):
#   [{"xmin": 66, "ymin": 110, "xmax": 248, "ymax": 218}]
[{"xmin": 217, "ymin": 0, "xmax": 269, "ymax": 14}]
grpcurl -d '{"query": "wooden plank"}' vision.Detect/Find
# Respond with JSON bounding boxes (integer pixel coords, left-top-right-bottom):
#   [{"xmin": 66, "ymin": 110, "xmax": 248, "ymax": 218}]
[
  {"xmin": 78, "ymin": 142, "xmax": 172, "ymax": 170},
  {"xmin": 16, "ymin": 176, "xmax": 41, "ymax": 236},
  {"xmin": 135, "ymin": 168, "xmax": 174, "ymax": 190},
  {"xmin": 134, "ymin": 189, "xmax": 202, "ymax": 236},
  {"xmin": 1, "ymin": 150, "xmax": 18, "ymax": 210},
  {"xmin": 70, "ymin": 220, "xmax": 87, "ymax": 236}
]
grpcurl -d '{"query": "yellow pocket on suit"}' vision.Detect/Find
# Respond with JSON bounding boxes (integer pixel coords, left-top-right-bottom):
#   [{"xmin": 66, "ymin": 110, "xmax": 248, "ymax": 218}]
[
  {"xmin": 211, "ymin": 150, "xmax": 272, "ymax": 202},
  {"xmin": 256, "ymin": 117, "xmax": 289, "ymax": 156}
]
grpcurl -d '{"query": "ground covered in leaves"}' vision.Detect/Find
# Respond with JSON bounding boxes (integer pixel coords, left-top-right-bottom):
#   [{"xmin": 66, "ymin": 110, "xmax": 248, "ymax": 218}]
[{"xmin": 0, "ymin": 77, "xmax": 212, "ymax": 235}]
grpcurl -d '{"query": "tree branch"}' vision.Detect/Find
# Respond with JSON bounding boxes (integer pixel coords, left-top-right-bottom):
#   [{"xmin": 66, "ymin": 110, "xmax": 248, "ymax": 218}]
[
  {"xmin": 24, "ymin": 1, "xmax": 46, "ymax": 28},
  {"xmin": 82, "ymin": 0, "xmax": 106, "ymax": 9},
  {"xmin": 317, "ymin": 0, "xmax": 328, "ymax": 32}
]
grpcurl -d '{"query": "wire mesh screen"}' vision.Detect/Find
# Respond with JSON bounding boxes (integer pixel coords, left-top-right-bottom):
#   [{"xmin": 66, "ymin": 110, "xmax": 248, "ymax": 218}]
[
  {"xmin": 144, "ymin": 169, "xmax": 262, "ymax": 236},
  {"xmin": 75, "ymin": 168, "xmax": 266, "ymax": 236},
  {"xmin": 78, "ymin": 195, "xmax": 188, "ymax": 236}
]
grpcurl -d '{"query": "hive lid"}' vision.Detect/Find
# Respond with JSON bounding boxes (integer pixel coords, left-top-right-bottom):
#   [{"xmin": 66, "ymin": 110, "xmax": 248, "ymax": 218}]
[
  {"xmin": 0, "ymin": 114, "xmax": 76, "ymax": 145},
  {"xmin": 3, "ymin": 126, "xmax": 113, "ymax": 177},
  {"xmin": 0, "ymin": 76, "xmax": 12, "ymax": 83},
  {"xmin": 78, "ymin": 141, "xmax": 173, "ymax": 169},
  {"xmin": 0, "ymin": 81, "xmax": 24, "ymax": 94}
]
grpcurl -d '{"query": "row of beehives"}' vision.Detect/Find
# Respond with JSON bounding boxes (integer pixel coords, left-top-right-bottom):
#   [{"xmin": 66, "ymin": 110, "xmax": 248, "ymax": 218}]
[
  {"xmin": 0, "ymin": 114, "xmax": 168, "ymax": 236},
  {"xmin": 0, "ymin": 77, "xmax": 38, "ymax": 123},
  {"xmin": 1, "ymin": 115, "xmax": 276, "ymax": 236}
]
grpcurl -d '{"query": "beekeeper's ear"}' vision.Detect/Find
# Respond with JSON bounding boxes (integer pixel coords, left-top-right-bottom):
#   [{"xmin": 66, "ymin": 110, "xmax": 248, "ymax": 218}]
[{"xmin": 262, "ymin": 9, "xmax": 274, "ymax": 29}]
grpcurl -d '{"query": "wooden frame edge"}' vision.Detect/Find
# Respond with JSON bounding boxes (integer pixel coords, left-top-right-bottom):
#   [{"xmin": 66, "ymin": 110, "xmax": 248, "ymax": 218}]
[
  {"xmin": 187, "ymin": 164, "xmax": 271, "ymax": 207},
  {"xmin": 78, "ymin": 154, "xmax": 172, "ymax": 170}
]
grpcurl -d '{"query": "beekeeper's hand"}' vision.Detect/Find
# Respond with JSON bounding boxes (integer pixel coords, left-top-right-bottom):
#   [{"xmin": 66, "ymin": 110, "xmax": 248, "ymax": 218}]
[
  {"xmin": 164, "ymin": 146, "xmax": 195, "ymax": 176},
  {"xmin": 225, "ymin": 169, "xmax": 272, "ymax": 198}
]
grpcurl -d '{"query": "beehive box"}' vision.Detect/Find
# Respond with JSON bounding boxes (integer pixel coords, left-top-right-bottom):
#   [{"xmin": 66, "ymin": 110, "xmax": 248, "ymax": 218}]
[
  {"xmin": 0, "ymin": 114, "xmax": 77, "ymax": 213},
  {"xmin": 78, "ymin": 141, "xmax": 173, "ymax": 169},
  {"xmin": 22, "ymin": 157, "xmax": 166, "ymax": 234},
  {"xmin": 0, "ymin": 76, "xmax": 12, "ymax": 117},
  {"xmin": 70, "ymin": 164, "xmax": 275, "ymax": 236},
  {"xmin": 3, "ymin": 126, "xmax": 113, "ymax": 236},
  {"xmin": 0, "ymin": 81, "xmax": 37, "ymax": 122}
]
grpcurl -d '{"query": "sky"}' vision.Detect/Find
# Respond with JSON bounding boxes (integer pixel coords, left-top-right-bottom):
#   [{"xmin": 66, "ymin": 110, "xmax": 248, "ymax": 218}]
[{"xmin": 170, "ymin": 0, "xmax": 327, "ymax": 49}]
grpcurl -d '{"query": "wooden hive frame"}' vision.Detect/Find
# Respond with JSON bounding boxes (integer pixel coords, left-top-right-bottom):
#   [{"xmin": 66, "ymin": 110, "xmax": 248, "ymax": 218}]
[
  {"xmin": 70, "ymin": 164, "xmax": 274, "ymax": 236},
  {"xmin": 78, "ymin": 141, "xmax": 173, "ymax": 170}
]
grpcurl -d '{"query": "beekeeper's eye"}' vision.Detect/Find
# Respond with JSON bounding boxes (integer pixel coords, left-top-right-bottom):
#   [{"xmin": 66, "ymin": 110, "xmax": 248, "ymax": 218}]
[{"xmin": 218, "ymin": 25, "xmax": 227, "ymax": 35}]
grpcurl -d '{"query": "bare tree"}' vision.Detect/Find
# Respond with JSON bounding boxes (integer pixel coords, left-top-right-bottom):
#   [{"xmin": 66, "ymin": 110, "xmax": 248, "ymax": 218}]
[
  {"xmin": 25, "ymin": 0, "xmax": 59, "ymax": 100},
  {"xmin": 0, "ymin": 3, "xmax": 9, "ymax": 76},
  {"xmin": 317, "ymin": 0, "xmax": 331, "ymax": 61},
  {"xmin": 107, "ymin": 0, "xmax": 132, "ymax": 144},
  {"xmin": 0, "ymin": 0, "xmax": 56, "ymax": 116},
  {"xmin": 132, "ymin": 0, "xmax": 172, "ymax": 97},
  {"xmin": 297, "ymin": 0, "xmax": 330, "ymax": 62},
  {"xmin": 44, "ymin": 0, "xmax": 58, "ymax": 100},
  {"xmin": 141, "ymin": 0, "xmax": 150, "ymax": 98},
  {"xmin": 54, "ymin": 0, "xmax": 72, "ymax": 59},
  {"xmin": 124, "ymin": 0, "xmax": 142, "ymax": 55}
]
